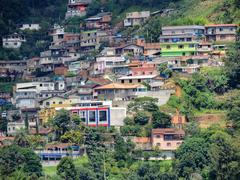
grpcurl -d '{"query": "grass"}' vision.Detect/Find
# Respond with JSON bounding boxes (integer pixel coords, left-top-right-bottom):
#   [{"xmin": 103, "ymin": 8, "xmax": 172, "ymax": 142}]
[
  {"xmin": 43, "ymin": 166, "xmax": 57, "ymax": 177},
  {"xmin": 192, "ymin": 109, "xmax": 226, "ymax": 116},
  {"xmin": 43, "ymin": 155, "xmax": 173, "ymax": 177},
  {"xmin": 43, "ymin": 155, "xmax": 89, "ymax": 177}
]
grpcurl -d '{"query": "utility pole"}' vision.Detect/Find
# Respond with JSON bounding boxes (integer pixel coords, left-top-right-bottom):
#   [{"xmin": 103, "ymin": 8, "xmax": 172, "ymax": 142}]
[{"xmin": 103, "ymin": 151, "xmax": 106, "ymax": 180}]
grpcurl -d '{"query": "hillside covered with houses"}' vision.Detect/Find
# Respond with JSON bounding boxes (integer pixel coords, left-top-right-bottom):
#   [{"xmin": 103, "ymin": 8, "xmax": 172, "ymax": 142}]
[{"xmin": 0, "ymin": 0, "xmax": 240, "ymax": 179}]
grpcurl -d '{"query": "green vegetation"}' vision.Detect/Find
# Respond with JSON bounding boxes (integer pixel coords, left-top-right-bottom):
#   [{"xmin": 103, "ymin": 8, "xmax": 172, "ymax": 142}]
[
  {"xmin": 175, "ymin": 127, "xmax": 240, "ymax": 179},
  {"xmin": 0, "ymin": 145, "xmax": 42, "ymax": 178}
]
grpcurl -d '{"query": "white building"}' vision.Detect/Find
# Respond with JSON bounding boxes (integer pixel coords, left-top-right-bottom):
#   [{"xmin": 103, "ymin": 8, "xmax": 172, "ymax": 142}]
[
  {"xmin": 7, "ymin": 122, "xmax": 25, "ymax": 136},
  {"xmin": 2, "ymin": 33, "xmax": 26, "ymax": 49},
  {"xmin": 94, "ymin": 56, "xmax": 127, "ymax": 74},
  {"xmin": 20, "ymin": 24, "xmax": 41, "ymax": 31}
]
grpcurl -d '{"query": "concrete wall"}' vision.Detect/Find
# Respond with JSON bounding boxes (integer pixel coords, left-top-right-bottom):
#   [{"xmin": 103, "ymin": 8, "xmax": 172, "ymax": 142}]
[
  {"xmin": 110, "ymin": 107, "xmax": 126, "ymax": 127},
  {"xmin": 152, "ymin": 136, "xmax": 183, "ymax": 150}
]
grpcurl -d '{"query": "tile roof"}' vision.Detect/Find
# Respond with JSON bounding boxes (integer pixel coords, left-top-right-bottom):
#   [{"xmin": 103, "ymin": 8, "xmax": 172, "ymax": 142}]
[
  {"xmin": 152, "ymin": 128, "xmax": 185, "ymax": 135},
  {"xmin": 133, "ymin": 137, "xmax": 151, "ymax": 143},
  {"xmin": 87, "ymin": 77, "xmax": 112, "ymax": 85},
  {"xmin": 29, "ymin": 128, "xmax": 53, "ymax": 135}
]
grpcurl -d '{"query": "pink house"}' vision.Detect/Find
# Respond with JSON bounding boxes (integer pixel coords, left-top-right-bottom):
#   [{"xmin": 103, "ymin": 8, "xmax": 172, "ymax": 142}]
[
  {"xmin": 130, "ymin": 62, "xmax": 158, "ymax": 76},
  {"xmin": 151, "ymin": 128, "xmax": 185, "ymax": 150}
]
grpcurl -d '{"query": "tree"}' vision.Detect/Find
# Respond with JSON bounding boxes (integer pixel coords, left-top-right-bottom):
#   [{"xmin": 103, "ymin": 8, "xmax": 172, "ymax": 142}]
[
  {"xmin": 0, "ymin": 117, "xmax": 7, "ymax": 133},
  {"xmin": 24, "ymin": 113, "xmax": 29, "ymax": 133},
  {"xmin": 200, "ymin": 67, "xmax": 229, "ymax": 94},
  {"xmin": 175, "ymin": 137, "xmax": 211, "ymax": 178},
  {"xmin": 152, "ymin": 110, "xmax": 171, "ymax": 128},
  {"xmin": 77, "ymin": 166, "xmax": 97, "ymax": 180},
  {"xmin": 52, "ymin": 110, "xmax": 71, "ymax": 140},
  {"xmin": 127, "ymin": 97, "xmax": 159, "ymax": 113},
  {"xmin": 114, "ymin": 134, "xmax": 135, "ymax": 166},
  {"xmin": 227, "ymin": 105, "xmax": 240, "ymax": 129},
  {"xmin": 14, "ymin": 130, "xmax": 30, "ymax": 148},
  {"xmin": 57, "ymin": 157, "xmax": 77, "ymax": 180},
  {"xmin": 0, "ymin": 145, "xmax": 42, "ymax": 177},
  {"xmin": 134, "ymin": 111, "xmax": 149, "ymax": 125},
  {"xmin": 207, "ymin": 131, "xmax": 240, "ymax": 180},
  {"xmin": 224, "ymin": 30, "xmax": 240, "ymax": 88},
  {"xmin": 60, "ymin": 130, "xmax": 84, "ymax": 145},
  {"xmin": 158, "ymin": 63, "xmax": 172, "ymax": 78}
]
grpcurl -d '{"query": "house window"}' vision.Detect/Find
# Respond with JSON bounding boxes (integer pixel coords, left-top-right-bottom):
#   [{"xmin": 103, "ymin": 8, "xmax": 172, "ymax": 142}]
[
  {"xmin": 166, "ymin": 45, "xmax": 171, "ymax": 49},
  {"xmin": 99, "ymin": 110, "xmax": 107, "ymax": 122},
  {"xmin": 186, "ymin": 38, "xmax": 192, "ymax": 42},
  {"xmin": 129, "ymin": 79, "xmax": 132, "ymax": 83},
  {"xmin": 40, "ymin": 84, "xmax": 43, "ymax": 87},
  {"xmin": 138, "ymin": 79, "xmax": 141, "ymax": 83},
  {"xmin": 53, "ymin": 102, "xmax": 55, "ymax": 104},
  {"xmin": 156, "ymin": 135, "xmax": 160, "ymax": 138},
  {"xmin": 14, "ymin": 43, "xmax": 18, "ymax": 45},
  {"xmin": 59, "ymin": 101, "xmax": 63, "ymax": 104},
  {"xmin": 219, "ymin": 28, "xmax": 223, "ymax": 31},
  {"xmin": 89, "ymin": 111, "xmax": 96, "ymax": 122},
  {"xmin": 167, "ymin": 143, "xmax": 171, "ymax": 146},
  {"xmin": 178, "ymin": 45, "xmax": 184, "ymax": 49},
  {"xmin": 46, "ymin": 102, "xmax": 50, "ymax": 106},
  {"xmin": 189, "ymin": 44, "xmax": 194, "ymax": 48},
  {"xmin": 121, "ymin": 80, "xmax": 124, "ymax": 84},
  {"xmin": 79, "ymin": 111, "xmax": 86, "ymax": 122},
  {"xmin": 156, "ymin": 143, "xmax": 161, "ymax": 147},
  {"xmin": 220, "ymin": 35, "xmax": 226, "ymax": 39},
  {"xmin": 182, "ymin": 52, "xmax": 186, "ymax": 56}
]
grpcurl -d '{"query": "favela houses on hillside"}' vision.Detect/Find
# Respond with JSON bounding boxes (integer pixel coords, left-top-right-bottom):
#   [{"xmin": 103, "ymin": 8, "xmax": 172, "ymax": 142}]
[{"xmin": 0, "ymin": 0, "xmax": 240, "ymax": 179}]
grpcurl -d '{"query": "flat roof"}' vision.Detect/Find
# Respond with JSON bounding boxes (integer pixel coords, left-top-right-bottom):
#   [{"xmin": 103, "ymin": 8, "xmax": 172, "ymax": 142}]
[
  {"xmin": 94, "ymin": 83, "xmax": 142, "ymax": 90},
  {"xmin": 205, "ymin": 24, "xmax": 238, "ymax": 27},
  {"xmin": 162, "ymin": 25, "xmax": 205, "ymax": 30},
  {"xmin": 118, "ymin": 75, "xmax": 157, "ymax": 80}
]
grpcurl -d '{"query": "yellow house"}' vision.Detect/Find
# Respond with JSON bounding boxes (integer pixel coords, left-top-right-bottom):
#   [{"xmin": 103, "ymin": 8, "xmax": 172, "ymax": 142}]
[{"xmin": 38, "ymin": 108, "xmax": 56, "ymax": 124}]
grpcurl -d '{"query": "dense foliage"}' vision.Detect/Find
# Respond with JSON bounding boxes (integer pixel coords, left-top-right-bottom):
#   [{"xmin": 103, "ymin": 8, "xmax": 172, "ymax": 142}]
[
  {"xmin": 175, "ymin": 128, "xmax": 240, "ymax": 179},
  {"xmin": 0, "ymin": 145, "xmax": 42, "ymax": 177}
]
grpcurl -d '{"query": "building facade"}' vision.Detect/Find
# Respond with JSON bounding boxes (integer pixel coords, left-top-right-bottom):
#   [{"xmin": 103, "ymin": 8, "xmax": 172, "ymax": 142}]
[
  {"xmin": 205, "ymin": 24, "xmax": 238, "ymax": 42},
  {"xmin": 151, "ymin": 128, "xmax": 185, "ymax": 150}
]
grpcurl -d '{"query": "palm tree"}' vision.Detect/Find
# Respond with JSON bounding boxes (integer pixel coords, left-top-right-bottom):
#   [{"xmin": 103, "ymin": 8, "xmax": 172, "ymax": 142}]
[{"xmin": 14, "ymin": 130, "xmax": 30, "ymax": 148}]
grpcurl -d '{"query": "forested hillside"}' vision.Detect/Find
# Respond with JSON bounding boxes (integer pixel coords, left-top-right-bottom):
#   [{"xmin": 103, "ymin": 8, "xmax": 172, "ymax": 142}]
[{"xmin": 0, "ymin": 0, "xmax": 67, "ymax": 37}]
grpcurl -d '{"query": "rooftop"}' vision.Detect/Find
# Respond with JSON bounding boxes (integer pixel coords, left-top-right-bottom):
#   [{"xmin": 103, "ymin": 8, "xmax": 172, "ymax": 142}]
[
  {"xmin": 152, "ymin": 128, "xmax": 185, "ymax": 135},
  {"xmin": 94, "ymin": 83, "xmax": 143, "ymax": 90},
  {"xmin": 162, "ymin": 25, "xmax": 205, "ymax": 30},
  {"xmin": 205, "ymin": 24, "xmax": 238, "ymax": 27},
  {"xmin": 118, "ymin": 75, "xmax": 157, "ymax": 80},
  {"xmin": 132, "ymin": 137, "xmax": 151, "ymax": 144}
]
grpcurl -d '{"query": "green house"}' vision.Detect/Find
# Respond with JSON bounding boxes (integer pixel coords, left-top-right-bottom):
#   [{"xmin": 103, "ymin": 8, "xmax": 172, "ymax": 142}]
[{"xmin": 160, "ymin": 42, "xmax": 198, "ymax": 57}]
